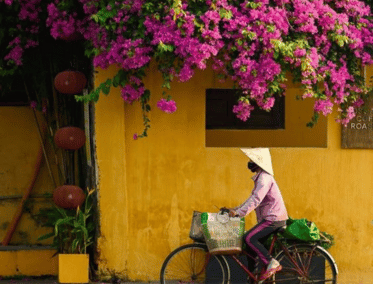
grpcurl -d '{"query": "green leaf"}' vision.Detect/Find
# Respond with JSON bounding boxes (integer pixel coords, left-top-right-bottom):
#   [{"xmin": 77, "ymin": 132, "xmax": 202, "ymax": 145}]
[
  {"xmin": 55, "ymin": 217, "xmax": 74, "ymax": 235},
  {"xmin": 76, "ymin": 88, "xmax": 101, "ymax": 103},
  {"xmin": 219, "ymin": 8, "xmax": 232, "ymax": 19},
  {"xmin": 80, "ymin": 226, "xmax": 89, "ymax": 239},
  {"xmin": 112, "ymin": 70, "xmax": 124, "ymax": 87},
  {"xmin": 72, "ymin": 239, "xmax": 79, "ymax": 253},
  {"xmin": 55, "ymin": 206, "xmax": 68, "ymax": 218},
  {"xmin": 267, "ymin": 25, "xmax": 275, "ymax": 32},
  {"xmin": 301, "ymin": 61, "xmax": 307, "ymax": 71},
  {"xmin": 94, "ymin": 8, "xmax": 117, "ymax": 24},
  {"xmin": 37, "ymin": 232, "xmax": 55, "ymax": 241},
  {"xmin": 162, "ymin": 81, "xmax": 171, "ymax": 89},
  {"xmin": 79, "ymin": 211, "xmax": 85, "ymax": 224},
  {"xmin": 91, "ymin": 14, "xmax": 98, "ymax": 22},
  {"xmin": 142, "ymin": 89, "xmax": 151, "ymax": 101},
  {"xmin": 101, "ymin": 79, "xmax": 112, "ymax": 95}
]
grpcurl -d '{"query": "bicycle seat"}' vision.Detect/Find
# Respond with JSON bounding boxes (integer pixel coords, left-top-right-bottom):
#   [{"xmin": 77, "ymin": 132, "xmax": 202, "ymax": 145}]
[{"xmin": 276, "ymin": 225, "xmax": 287, "ymax": 234}]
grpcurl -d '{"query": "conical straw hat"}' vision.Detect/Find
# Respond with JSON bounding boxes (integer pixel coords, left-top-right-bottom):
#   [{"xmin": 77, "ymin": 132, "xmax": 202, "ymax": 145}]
[{"xmin": 240, "ymin": 148, "xmax": 274, "ymax": 176}]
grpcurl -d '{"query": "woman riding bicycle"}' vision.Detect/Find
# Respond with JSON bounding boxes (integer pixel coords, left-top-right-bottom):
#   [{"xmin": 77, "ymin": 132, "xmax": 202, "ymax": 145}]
[{"xmin": 228, "ymin": 148, "xmax": 288, "ymax": 281}]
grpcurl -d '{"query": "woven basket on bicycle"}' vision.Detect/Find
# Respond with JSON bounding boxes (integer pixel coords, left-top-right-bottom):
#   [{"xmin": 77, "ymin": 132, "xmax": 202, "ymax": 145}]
[{"xmin": 199, "ymin": 212, "xmax": 245, "ymax": 255}]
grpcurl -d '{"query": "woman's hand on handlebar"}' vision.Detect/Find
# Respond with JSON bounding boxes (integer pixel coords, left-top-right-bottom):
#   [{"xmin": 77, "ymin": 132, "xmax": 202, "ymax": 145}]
[
  {"xmin": 219, "ymin": 207, "xmax": 230, "ymax": 214},
  {"xmin": 220, "ymin": 207, "xmax": 239, "ymax": 217},
  {"xmin": 228, "ymin": 209, "xmax": 238, "ymax": 217}
]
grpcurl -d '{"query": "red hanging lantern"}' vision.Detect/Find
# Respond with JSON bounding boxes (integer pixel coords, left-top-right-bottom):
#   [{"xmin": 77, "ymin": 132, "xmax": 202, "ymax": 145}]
[
  {"xmin": 54, "ymin": 126, "xmax": 86, "ymax": 150},
  {"xmin": 54, "ymin": 70, "xmax": 87, "ymax": 94},
  {"xmin": 53, "ymin": 185, "xmax": 85, "ymax": 209}
]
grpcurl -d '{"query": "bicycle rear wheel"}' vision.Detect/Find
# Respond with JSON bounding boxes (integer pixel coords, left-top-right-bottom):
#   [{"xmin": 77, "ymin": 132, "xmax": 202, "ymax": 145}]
[
  {"xmin": 160, "ymin": 243, "xmax": 228, "ymax": 284},
  {"xmin": 269, "ymin": 244, "xmax": 337, "ymax": 283}
]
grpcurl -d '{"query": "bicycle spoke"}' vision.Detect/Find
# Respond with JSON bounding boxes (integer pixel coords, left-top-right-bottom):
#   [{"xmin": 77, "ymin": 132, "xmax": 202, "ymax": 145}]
[
  {"xmin": 160, "ymin": 244, "xmax": 227, "ymax": 284},
  {"xmin": 294, "ymin": 248, "xmax": 313, "ymax": 277},
  {"xmin": 274, "ymin": 244, "xmax": 337, "ymax": 284}
]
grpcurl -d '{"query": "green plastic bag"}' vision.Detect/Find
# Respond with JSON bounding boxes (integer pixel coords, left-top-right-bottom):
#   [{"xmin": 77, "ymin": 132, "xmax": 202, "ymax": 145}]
[{"xmin": 282, "ymin": 218, "xmax": 320, "ymax": 242}]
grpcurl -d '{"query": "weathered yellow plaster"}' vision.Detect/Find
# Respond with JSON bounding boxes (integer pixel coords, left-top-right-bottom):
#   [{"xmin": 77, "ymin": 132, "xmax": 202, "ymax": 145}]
[
  {"xmin": 0, "ymin": 107, "xmax": 57, "ymax": 244},
  {"xmin": 94, "ymin": 65, "xmax": 129, "ymax": 279},
  {"xmin": 95, "ymin": 63, "xmax": 373, "ymax": 283},
  {"xmin": 0, "ymin": 249, "xmax": 57, "ymax": 276},
  {"xmin": 0, "ymin": 107, "xmax": 59, "ymax": 276}
]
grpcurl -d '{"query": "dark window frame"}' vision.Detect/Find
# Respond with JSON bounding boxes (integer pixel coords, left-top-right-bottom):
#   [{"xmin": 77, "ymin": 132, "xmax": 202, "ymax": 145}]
[
  {"xmin": 0, "ymin": 76, "xmax": 29, "ymax": 106},
  {"xmin": 206, "ymin": 88, "xmax": 285, "ymax": 130}
]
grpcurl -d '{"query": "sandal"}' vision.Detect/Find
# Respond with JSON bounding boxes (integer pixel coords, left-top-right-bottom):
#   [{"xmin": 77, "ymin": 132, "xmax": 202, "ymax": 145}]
[{"xmin": 259, "ymin": 264, "xmax": 282, "ymax": 281}]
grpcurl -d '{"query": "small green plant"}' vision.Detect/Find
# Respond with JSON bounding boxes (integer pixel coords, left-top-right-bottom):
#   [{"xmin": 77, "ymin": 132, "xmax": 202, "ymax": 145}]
[
  {"xmin": 319, "ymin": 231, "xmax": 335, "ymax": 251},
  {"xmin": 37, "ymin": 189, "xmax": 95, "ymax": 254}
]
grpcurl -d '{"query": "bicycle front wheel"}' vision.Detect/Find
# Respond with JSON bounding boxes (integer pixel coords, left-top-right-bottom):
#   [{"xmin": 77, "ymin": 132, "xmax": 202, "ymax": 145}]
[
  {"xmin": 271, "ymin": 244, "xmax": 337, "ymax": 283},
  {"xmin": 160, "ymin": 243, "xmax": 228, "ymax": 284}
]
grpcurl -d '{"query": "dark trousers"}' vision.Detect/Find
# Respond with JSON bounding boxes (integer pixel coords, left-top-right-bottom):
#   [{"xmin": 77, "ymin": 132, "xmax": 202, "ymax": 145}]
[{"xmin": 243, "ymin": 219, "xmax": 286, "ymax": 272}]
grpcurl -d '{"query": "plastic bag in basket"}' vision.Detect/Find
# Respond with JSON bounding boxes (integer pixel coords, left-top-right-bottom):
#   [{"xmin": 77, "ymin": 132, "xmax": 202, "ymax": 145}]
[
  {"xmin": 201, "ymin": 212, "xmax": 245, "ymax": 255},
  {"xmin": 189, "ymin": 211, "xmax": 204, "ymax": 242}
]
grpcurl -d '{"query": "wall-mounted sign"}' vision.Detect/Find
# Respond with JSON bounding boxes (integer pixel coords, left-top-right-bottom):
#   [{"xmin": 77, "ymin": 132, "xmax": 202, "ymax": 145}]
[{"xmin": 341, "ymin": 97, "xmax": 373, "ymax": 148}]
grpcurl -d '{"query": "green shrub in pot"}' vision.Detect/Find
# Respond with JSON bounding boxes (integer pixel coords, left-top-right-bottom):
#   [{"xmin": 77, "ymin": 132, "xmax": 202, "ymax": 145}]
[{"xmin": 37, "ymin": 188, "xmax": 95, "ymax": 254}]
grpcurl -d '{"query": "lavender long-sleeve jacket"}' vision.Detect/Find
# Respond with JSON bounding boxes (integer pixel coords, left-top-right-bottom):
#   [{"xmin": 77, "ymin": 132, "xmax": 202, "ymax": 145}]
[{"xmin": 234, "ymin": 170, "xmax": 288, "ymax": 223}]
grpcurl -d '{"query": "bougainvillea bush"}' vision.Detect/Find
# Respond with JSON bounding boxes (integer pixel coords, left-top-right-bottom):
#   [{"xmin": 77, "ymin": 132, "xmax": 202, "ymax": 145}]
[{"xmin": 2, "ymin": 0, "xmax": 373, "ymax": 138}]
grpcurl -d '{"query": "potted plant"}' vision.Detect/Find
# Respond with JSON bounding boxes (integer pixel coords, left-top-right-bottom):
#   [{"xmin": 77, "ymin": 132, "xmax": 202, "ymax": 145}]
[{"xmin": 37, "ymin": 188, "xmax": 95, "ymax": 284}]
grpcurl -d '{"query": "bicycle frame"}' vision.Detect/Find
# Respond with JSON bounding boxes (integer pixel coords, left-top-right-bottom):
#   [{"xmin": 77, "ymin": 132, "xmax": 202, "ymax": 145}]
[{"xmin": 222, "ymin": 233, "xmax": 309, "ymax": 282}]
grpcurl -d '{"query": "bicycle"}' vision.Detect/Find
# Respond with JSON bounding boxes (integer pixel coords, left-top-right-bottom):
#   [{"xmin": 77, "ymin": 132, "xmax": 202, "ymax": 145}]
[{"xmin": 160, "ymin": 225, "xmax": 338, "ymax": 283}]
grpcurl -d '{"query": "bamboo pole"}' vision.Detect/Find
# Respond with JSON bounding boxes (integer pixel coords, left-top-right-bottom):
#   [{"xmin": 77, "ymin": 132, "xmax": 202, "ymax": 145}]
[
  {"xmin": 23, "ymin": 80, "xmax": 57, "ymax": 188},
  {"xmin": 1, "ymin": 147, "xmax": 43, "ymax": 245}
]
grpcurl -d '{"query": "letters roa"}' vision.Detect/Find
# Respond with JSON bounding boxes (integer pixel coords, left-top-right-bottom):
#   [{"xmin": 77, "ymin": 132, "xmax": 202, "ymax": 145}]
[{"xmin": 342, "ymin": 102, "xmax": 373, "ymax": 148}]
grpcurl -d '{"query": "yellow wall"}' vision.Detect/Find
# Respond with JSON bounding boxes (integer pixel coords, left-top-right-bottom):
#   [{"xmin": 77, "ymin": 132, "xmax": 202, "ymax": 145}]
[
  {"xmin": 0, "ymin": 107, "xmax": 57, "ymax": 245},
  {"xmin": 0, "ymin": 106, "xmax": 58, "ymax": 276},
  {"xmin": 94, "ymin": 66, "xmax": 129, "ymax": 279},
  {"xmin": 95, "ymin": 64, "xmax": 373, "ymax": 283},
  {"xmin": 0, "ymin": 249, "xmax": 57, "ymax": 276}
]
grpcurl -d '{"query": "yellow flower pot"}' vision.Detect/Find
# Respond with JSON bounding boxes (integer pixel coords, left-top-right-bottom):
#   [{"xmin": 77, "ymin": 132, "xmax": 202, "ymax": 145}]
[{"xmin": 58, "ymin": 254, "xmax": 89, "ymax": 283}]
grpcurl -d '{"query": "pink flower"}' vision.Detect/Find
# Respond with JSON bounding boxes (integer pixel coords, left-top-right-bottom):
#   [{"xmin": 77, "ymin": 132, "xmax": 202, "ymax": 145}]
[
  {"xmin": 178, "ymin": 64, "xmax": 194, "ymax": 82},
  {"xmin": 353, "ymin": 98, "xmax": 364, "ymax": 108},
  {"xmin": 314, "ymin": 99, "xmax": 333, "ymax": 116},
  {"xmin": 30, "ymin": 101, "xmax": 37, "ymax": 109},
  {"xmin": 233, "ymin": 100, "xmax": 254, "ymax": 121},
  {"xmin": 121, "ymin": 85, "xmax": 145, "ymax": 104},
  {"xmin": 25, "ymin": 39, "xmax": 39, "ymax": 49},
  {"xmin": 133, "ymin": 133, "xmax": 138, "ymax": 140},
  {"xmin": 4, "ymin": 45, "xmax": 24, "ymax": 66},
  {"xmin": 261, "ymin": 97, "xmax": 275, "ymax": 111},
  {"xmin": 302, "ymin": 91, "xmax": 313, "ymax": 99},
  {"xmin": 308, "ymin": 47, "xmax": 319, "ymax": 69},
  {"xmin": 157, "ymin": 99, "xmax": 177, "ymax": 113},
  {"xmin": 336, "ymin": 107, "xmax": 356, "ymax": 126},
  {"xmin": 294, "ymin": 48, "xmax": 306, "ymax": 57}
]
